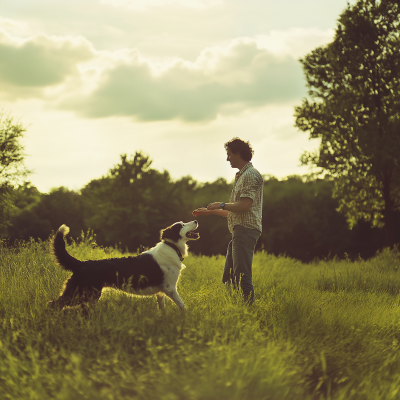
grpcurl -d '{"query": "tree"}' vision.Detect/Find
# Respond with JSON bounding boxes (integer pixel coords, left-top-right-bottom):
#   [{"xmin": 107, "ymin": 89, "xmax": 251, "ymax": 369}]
[
  {"xmin": 8, "ymin": 185, "xmax": 86, "ymax": 242},
  {"xmin": 188, "ymin": 178, "xmax": 232, "ymax": 256},
  {"xmin": 0, "ymin": 111, "xmax": 30, "ymax": 236},
  {"xmin": 81, "ymin": 152, "xmax": 192, "ymax": 251},
  {"xmin": 294, "ymin": 0, "xmax": 400, "ymax": 246},
  {"xmin": 261, "ymin": 176, "xmax": 352, "ymax": 261}
]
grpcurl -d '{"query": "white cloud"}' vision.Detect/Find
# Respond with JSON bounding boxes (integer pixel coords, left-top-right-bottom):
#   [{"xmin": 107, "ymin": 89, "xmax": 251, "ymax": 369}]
[
  {"xmin": 255, "ymin": 28, "xmax": 335, "ymax": 58},
  {"xmin": 56, "ymin": 37, "xmax": 306, "ymax": 122},
  {"xmin": 0, "ymin": 28, "xmax": 312, "ymax": 121},
  {"xmin": 0, "ymin": 17, "xmax": 33, "ymax": 38},
  {"xmin": 0, "ymin": 31, "xmax": 95, "ymax": 101}
]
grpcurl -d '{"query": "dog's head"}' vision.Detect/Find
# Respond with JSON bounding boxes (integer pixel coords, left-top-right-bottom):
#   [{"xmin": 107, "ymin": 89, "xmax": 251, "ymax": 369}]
[{"xmin": 160, "ymin": 220, "xmax": 199, "ymax": 243}]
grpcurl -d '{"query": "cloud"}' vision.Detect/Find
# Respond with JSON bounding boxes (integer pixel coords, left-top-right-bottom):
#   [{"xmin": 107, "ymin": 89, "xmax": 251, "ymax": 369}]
[
  {"xmin": 2, "ymin": 0, "xmax": 348, "ymax": 63},
  {"xmin": 0, "ymin": 26, "xmax": 315, "ymax": 122},
  {"xmin": 255, "ymin": 28, "xmax": 335, "ymax": 59},
  {"xmin": 0, "ymin": 31, "xmax": 94, "ymax": 100},
  {"xmin": 58, "ymin": 38, "xmax": 306, "ymax": 122},
  {"xmin": 0, "ymin": 17, "xmax": 29, "ymax": 36}
]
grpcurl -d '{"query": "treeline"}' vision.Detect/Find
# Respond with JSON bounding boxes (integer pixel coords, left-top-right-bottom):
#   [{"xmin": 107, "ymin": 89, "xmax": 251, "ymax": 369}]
[{"xmin": 5, "ymin": 152, "xmax": 400, "ymax": 262}]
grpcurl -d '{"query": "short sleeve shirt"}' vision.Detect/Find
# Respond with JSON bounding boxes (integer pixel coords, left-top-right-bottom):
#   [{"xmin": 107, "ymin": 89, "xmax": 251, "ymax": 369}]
[{"xmin": 227, "ymin": 163, "xmax": 263, "ymax": 233}]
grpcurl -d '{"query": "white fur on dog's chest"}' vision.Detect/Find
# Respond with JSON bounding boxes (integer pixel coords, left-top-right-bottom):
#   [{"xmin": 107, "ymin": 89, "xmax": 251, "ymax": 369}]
[{"xmin": 146, "ymin": 244, "xmax": 183, "ymax": 277}]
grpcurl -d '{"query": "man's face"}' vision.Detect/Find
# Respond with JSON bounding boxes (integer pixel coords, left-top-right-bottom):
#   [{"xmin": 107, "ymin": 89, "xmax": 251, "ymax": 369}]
[{"xmin": 226, "ymin": 148, "xmax": 242, "ymax": 169}]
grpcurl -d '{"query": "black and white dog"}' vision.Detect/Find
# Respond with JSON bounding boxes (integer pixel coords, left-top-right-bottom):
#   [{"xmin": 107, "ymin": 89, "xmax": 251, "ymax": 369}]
[{"xmin": 49, "ymin": 221, "xmax": 199, "ymax": 311}]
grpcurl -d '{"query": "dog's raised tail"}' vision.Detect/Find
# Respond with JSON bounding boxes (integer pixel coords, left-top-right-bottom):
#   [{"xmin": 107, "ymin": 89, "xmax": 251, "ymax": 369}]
[
  {"xmin": 51, "ymin": 224, "xmax": 81, "ymax": 272},
  {"xmin": 59, "ymin": 224, "xmax": 70, "ymax": 236}
]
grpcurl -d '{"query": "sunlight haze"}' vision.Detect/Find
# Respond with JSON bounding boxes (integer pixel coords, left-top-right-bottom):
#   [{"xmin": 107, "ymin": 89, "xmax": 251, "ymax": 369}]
[{"xmin": 1, "ymin": 0, "xmax": 349, "ymax": 192}]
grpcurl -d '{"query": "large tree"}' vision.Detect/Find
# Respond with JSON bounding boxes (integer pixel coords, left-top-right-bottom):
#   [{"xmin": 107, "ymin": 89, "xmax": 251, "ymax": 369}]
[{"xmin": 295, "ymin": 0, "xmax": 400, "ymax": 246}]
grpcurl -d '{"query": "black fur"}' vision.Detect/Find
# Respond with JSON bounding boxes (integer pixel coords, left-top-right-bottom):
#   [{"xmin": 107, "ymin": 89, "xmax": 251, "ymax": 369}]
[
  {"xmin": 50, "ymin": 229, "xmax": 164, "ymax": 308},
  {"xmin": 160, "ymin": 222, "xmax": 183, "ymax": 242}
]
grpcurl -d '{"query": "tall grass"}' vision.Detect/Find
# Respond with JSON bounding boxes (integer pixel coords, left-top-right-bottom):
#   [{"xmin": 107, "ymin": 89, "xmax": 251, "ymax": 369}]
[{"xmin": 1, "ymin": 234, "xmax": 400, "ymax": 399}]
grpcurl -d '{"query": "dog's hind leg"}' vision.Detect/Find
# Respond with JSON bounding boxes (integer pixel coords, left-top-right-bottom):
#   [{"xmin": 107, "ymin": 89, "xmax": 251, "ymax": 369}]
[
  {"xmin": 48, "ymin": 276, "xmax": 79, "ymax": 309},
  {"xmin": 156, "ymin": 292, "xmax": 165, "ymax": 310},
  {"xmin": 49, "ymin": 276, "xmax": 102, "ymax": 311}
]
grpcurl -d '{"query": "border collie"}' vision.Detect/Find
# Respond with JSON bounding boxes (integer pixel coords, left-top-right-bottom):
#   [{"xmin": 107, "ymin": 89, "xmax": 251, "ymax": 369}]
[{"xmin": 49, "ymin": 221, "xmax": 199, "ymax": 311}]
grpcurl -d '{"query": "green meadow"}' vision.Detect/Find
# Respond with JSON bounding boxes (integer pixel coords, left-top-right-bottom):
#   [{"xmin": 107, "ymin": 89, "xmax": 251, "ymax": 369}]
[{"xmin": 1, "ymin": 234, "xmax": 400, "ymax": 400}]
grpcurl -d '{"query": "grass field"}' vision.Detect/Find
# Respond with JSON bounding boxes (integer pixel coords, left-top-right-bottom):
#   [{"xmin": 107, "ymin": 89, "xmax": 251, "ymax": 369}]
[{"xmin": 1, "ymin": 232, "xmax": 400, "ymax": 400}]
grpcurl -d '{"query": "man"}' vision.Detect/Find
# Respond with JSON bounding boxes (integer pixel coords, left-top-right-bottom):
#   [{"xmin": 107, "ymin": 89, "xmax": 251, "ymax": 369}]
[{"xmin": 193, "ymin": 137, "xmax": 263, "ymax": 304}]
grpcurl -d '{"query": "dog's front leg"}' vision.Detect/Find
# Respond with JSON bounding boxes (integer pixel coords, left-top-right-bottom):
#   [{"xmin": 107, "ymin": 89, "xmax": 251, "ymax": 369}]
[
  {"xmin": 163, "ymin": 286, "xmax": 186, "ymax": 311},
  {"xmin": 156, "ymin": 292, "xmax": 165, "ymax": 310}
]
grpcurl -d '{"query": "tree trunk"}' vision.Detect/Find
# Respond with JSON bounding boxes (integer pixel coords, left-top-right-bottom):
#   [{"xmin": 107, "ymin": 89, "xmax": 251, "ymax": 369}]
[{"xmin": 382, "ymin": 173, "xmax": 395, "ymax": 248}]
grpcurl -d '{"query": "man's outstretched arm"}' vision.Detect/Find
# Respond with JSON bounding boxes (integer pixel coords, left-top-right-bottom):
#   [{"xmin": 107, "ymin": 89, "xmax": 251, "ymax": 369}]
[
  {"xmin": 192, "ymin": 197, "xmax": 253, "ymax": 217},
  {"xmin": 192, "ymin": 208, "xmax": 228, "ymax": 217}
]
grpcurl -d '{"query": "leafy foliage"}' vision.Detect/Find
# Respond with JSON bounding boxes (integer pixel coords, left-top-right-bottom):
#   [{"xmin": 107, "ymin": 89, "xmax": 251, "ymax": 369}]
[
  {"xmin": 0, "ymin": 111, "xmax": 30, "ymax": 235},
  {"xmin": 6, "ymin": 154, "xmax": 399, "ymax": 260},
  {"xmin": 295, "ymin": 0, "xmax": 400, "ymax": 245},
  {"xmin": 8, "ymin": 185, "xmax": 85, "ymax": 242},
  {"xmin": 80, "ymin": 152, "xmax": 202, "ymax": 251},
  {"xmin": 261, "ymin": 176, "xmax": 351, "ymax": 261},
  {"xmin": 0, "ymin": 111, "xmax": 29, "ymax": 186}
]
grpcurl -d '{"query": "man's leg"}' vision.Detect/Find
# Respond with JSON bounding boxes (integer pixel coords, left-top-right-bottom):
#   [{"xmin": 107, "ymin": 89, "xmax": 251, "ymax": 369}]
[
  {"xmin": 222, "ymin": 238, "xmax": 234, "ymax": 285},
  {"xmin": 232, "ymin": 225, "xmax": 260, "ymax": 304}
]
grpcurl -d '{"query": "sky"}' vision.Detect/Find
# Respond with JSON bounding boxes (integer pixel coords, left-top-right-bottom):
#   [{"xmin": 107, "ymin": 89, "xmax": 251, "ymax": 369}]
[{"xmin": 1, "ymin": 0, "xmax": 350, "ymax": 193}]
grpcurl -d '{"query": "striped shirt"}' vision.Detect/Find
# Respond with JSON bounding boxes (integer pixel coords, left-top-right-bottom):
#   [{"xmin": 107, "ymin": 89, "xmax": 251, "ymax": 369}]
[{"xmin": 227, "ymin": 162, "xmax": 263, "ymax": 233}]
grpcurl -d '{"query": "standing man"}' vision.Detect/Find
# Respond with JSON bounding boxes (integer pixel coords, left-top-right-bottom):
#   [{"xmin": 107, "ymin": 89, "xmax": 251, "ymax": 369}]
[{"xmin": 193, "ymin": 137, "xmax": 263, "ymax": 304}]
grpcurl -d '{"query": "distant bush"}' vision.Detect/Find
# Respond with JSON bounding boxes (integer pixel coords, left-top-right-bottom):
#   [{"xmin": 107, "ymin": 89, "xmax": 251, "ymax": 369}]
[{"xmin": 4, "ymin": 154, "xmax": 400, "ymax": 261}]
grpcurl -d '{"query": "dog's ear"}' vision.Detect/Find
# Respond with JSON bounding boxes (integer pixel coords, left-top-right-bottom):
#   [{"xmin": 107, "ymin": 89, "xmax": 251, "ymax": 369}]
[{"xmin": 160, "ymin": 223, "xmax": 183, "ymax": 242}]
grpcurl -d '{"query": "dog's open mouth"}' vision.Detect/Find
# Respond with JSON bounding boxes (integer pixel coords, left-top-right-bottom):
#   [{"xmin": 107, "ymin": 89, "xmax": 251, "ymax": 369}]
[{"xmin": 186, "ymin": 230, "xmax": 200, "ymax": 239}]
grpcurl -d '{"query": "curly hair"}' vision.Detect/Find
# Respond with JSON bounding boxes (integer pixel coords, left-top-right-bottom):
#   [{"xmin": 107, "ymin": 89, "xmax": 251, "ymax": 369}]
[{"xmin": 224, "ymin": 137, "xmax": 254, "ymax": 162}]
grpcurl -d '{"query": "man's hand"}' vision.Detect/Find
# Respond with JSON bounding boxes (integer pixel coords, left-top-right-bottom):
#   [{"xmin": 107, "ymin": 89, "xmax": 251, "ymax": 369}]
[
  {"xmin": 193, "ymin": 206, "xmax": 229, "ymax": 218},
  {"xmin": 192, "ymin": 207, "xmax": 211, "ymax": 217}
]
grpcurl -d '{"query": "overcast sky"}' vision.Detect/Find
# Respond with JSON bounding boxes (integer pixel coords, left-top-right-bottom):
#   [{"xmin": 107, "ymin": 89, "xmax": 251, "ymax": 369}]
[{"xmin": 1, "ymin": 0, "xmax": 350, "ymax": 193}]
